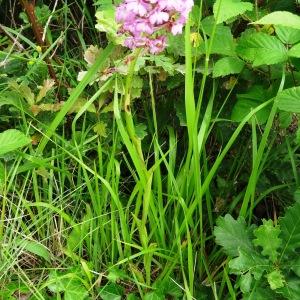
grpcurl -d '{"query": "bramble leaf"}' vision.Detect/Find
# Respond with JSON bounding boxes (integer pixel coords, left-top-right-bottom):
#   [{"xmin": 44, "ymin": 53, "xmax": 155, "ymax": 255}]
[
  {"xmin": 277, "ymin": 86, "xmax": 300, "ymax": 113},
  {"xmin": 253, "ymin": 219, "xmax": 282, "ymax": 262},
  {"xmin": 213, "ymin": 0, "xmax": 253, "ymax": 24},
  {"xmin": 288, "ymin": 43, "xmax": 300, "ymax": 58},
  {"xmin": 213, "ymin": 57, "xmax": 245, "ymax": 77},
  {"xmin": 200, "ymin": 18, "xmax": 236, "ymax": 56},
  {"xmin": 275, "ymin": 25, "xmax": 300, "ymax": 45},
  {"xmin": 253, "ymin": 11, "xmax": 300, "ymax": 30},
  {"xmin": 214, "ymin": 214, "xmax": 254, "ymax": 257},
  {"xmin": 280, "ymin": 202, "xmax": 300, "ymax": 257},
  {"xmin": 236, "ymin": 32, "xmax": 287, "ymax": 66}
]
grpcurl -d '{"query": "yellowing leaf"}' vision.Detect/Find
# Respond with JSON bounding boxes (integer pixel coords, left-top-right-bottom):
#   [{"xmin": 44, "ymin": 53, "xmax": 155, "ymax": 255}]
[
  {"xmin": 84, "ymin": 45, "xmax": 101, "ymax": 65},
  {"xmin": 36, "ymin": 79, "xmax": 55, "ymax": 103}
]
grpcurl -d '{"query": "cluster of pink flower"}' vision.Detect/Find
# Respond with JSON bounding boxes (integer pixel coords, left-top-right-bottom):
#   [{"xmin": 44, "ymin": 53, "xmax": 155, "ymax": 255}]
[{"xmin": 116, "ymin": 0, "xmax": 194, "ymax": 54}]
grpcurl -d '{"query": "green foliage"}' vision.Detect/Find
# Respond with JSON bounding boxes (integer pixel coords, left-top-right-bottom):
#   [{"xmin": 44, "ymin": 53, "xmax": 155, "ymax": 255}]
[
  {"xmin": 253, "ymin": 220, "xmax": 281, "ymax": 262},
  {"xmin": 213, "ymin": 57, "xmax": 245, "ymax": 77},
  {"xmin": 253, "ymin": 11, "xmax": 300, "ymax": 29},
  {"xmin": 277, "ymin": 86, "xmax": 300, "ymax": 113},
  {"xmin": 214, "ymin": 214, "xmax": 254, "ymax": 257},
  {"xmin": 215, "ymin": 202, "xmax": 300, "ymax": 299},
  {"xmin": 2, "ymin": 0, "xmax": 300, "ymax": 299},
  {"xmin": 213, "ymin": 0, "xmax": 253, "ymax": 24},
  {"xmin": 236, "ymin": 32, "xmax": 287, "ymax": 66},
  {"xmin": 0, "ymin": 129, "xmax": 31, "ymax": 156},
  {"xmin": 231, "ymin": 85, "xmax": 271, "ymax": 124}
]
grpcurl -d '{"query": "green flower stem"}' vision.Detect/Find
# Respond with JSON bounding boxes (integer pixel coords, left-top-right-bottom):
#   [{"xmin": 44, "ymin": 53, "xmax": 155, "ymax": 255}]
[{"xmin": 123, "ymin": 49, "xmax": 145, "ymax": 162}]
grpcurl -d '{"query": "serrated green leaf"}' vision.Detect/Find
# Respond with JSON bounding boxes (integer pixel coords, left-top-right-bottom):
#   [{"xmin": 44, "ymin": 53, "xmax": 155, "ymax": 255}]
[
  {"xmin": 107, "ymin": 268, "xmax": 127, "ymax": 283},
  {"xmin": 200, "ymin": 18, "xmax": 235, "ymax": 56},
  {"xmin": 144, "ymin": 292, "xmax": 165, "ymax": 300},
  {"xmin": 64, "ymin": 282, "xmax": 88, "ymax": 300},
  {"xmin": 0, "ymin": 129, "xmax": 31, "ymax": 156},
  {"xmin": 277, "ymin": 86, "xmax": 300, "ymax": 113},
  {"xmin": 253, "ymin": 11, "xmax": 300, "ymax": 30},
  {"xmin": 99, "ymin": 283, "xmax": 124, "ymax": 300},
  {"xmin": 214, "ymin": 214, "xmax": 254, "ymax": 257},
  {"xmin": 240, "ymin": 272, "xmax": 252, "ymax": 294},
  {"xmin": 231, "ymin": 85, "xmax": 270, "ymax": 124},
  {"xmin": 253, "ymin": 220, "xmax": 282, "ymax": 262},
  {"xmin": 288, "ymin": 42, "xmax": 300, "ymax": 58},
  {"xmin": 135, "ymin": 123, "xmax": 148, "ymax": 140},
  {"xmin": 266, "ymin": 270, "xmax": 285, "ymax": 290},
  {"xmin": 229, "ymin": 249, "xmax": 269, "ymax": 280},
  {"xmin": 237, "ymin": 32, "xmax": 287, "ymax": 66},
  {"xmin": 280, "ymin": 202, "xmax": 300, "ymax": 257},
  {"xmin": 275, "ymin": 25, "xmax": 300, "ymax": 45},
  {"xmin": 213, "ymin": 0, "xmax": 253, "ymax": 24},
  {"xmin": 243, "ymin": 286, "xmax": 276, "ymax": 300},
  {"xmin": 213, "ymin": 57, "xmax": 245, "ymax": 77}
]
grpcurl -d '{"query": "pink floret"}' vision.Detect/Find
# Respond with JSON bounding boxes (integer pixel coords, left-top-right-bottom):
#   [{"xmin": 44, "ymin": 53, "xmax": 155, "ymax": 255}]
[{"xmin": 116, "ymin": 0, "xmax": 194, "ymax": 53}]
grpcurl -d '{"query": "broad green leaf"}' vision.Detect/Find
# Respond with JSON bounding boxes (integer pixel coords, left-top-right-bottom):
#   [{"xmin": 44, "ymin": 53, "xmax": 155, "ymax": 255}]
[
  {"xmin": 229, "ymin": 249, "xmax": 269, "ymax": 280},
  {"xmin": 213, "ymin": 0, "xmax": 253, "ymax": 24},
  {"xmin": 154, "ymin": 277, "xmax": 183, "ymax": 298},
  {"xmin": 64, "ymin": 283, "xmax": 88, "ymax": 300},
  {"xmin": 277, "ymin": 86, "xmax": 300, "ymax": 113},
  {"xmin": 213, "ymin": 57, "xmax": 245, "ymax": 77},
  {"xmin": 21, "ymin": 240, "xmax": 51, "ymax": 262},
  {"xmin": 278, "ymin": 111, "xmax": 292, "ymax": 128},
  {"xmin": 127, "ymin": 294, "xmax": 139, "ymax": 300},
  {"xmin": 99, "ymin": 283, "xmax": 124, "ymax": 300},
  {"xmin": 288, "ymin": 43, "xmax": 300, "ymax": 58},
  {"xmin": 275, "ymin": 25, "xmax": 300, "ymax": 45},
  {"xmin": 243, "ymin": 287, "xmax": 276, "ymax": 300},
  {"xmin": 240, "ymin": 272, "xmax": 252, "ymax": 294},
  {"xmin": 280, "ymin": 202, "xmax": 300, "ymax": 257},
  {"xmin": 200, "ymin": 18, "xmax": 235, "ymax": 56},
  {"xmin": 0, "ymin": 129, "xmax": 31, "ymax": 156},
  {"xmin": 214, "ymin": 214, "xmax": 254, "ymax": 257},
  {"xmin": 47, "ymin": 271, "xmax": 84, "ymax": 293},
  {"xmin": 280, "ymin": 277, "xmax": 300, "ymax": 300},
  {"xmin": 135, "ymin": 123, "xmax": 148, "ymax": 140},
  {"xmin": 253, "ymin": 11, "xmax": 300, "ymax": 30},
  {"xmin": 236, "ymin": 32, "xmax": 287, "ymax": 66},
  {"xmin": 253, "ymin": 220, "xmax": 282, "ymax": 262},
  {"xmin": 266, "ymin": 270, "xmax": 285, "ymax": 290},
  {"xmin": 144, "ymin": 292, "xmax": 165, "ymax": 300},
  {"xmin": 231, "ymin": 86, "xmax": 270, "ymax": 124}
]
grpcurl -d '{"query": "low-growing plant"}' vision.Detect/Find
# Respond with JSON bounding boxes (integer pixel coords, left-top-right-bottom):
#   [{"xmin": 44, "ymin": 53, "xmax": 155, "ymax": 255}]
[{"xmin": 215, "ymin": 202, "xmax": 300, "ymax": 299}]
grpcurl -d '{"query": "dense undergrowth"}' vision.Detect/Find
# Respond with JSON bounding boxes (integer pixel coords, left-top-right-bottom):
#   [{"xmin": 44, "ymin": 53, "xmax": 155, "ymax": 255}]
[{"xmin": 1, "ymin": 0, "xmax": 300, "ymax": 299}]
